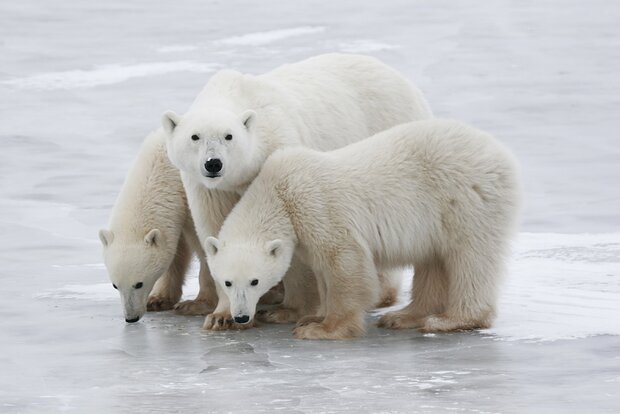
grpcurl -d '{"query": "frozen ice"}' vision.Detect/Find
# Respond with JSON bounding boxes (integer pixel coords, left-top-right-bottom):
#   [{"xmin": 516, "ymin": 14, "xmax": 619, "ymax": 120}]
[{"xmin": 1, "ymin": 0, "xmax": 619, "ymax": 413}]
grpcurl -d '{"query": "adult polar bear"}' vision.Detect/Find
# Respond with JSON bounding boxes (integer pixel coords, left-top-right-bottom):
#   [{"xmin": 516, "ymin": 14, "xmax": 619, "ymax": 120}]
[
  {"xmin": 205, "ymin": 120, "xmax": 521, "ymax": 339},
  {"xmin": 163, "ymin": 53, "xmax": 433, "ymax": 329}
]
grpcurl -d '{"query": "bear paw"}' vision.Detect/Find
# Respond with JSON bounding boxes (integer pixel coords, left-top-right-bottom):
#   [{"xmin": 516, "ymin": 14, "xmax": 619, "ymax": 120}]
[
  {"xmin": 377, "ymin": 311, "xmax": 424, "ymax": 329},
  {"xmin": 174, "ymin": 299, "xmax": 213, "ymax": 316},
  {"xmin": 203, "ymin": 312, "xmax": 256, "ymax": 331},
  {"xmin": 146, "ymin": 295, "xmax": 176, "ymax": 312},
  {"xmin": 292, "ymin": 321, "xmax": 363, "ymax": 340},
  {"xmin": 418, "ymin": 314, "xmax": 490, "ymax": 333},
  {"xmin": 295, "ymin": 315, "xmax": 325, "ymax": 327},
  {"xmin": 256, "ymin": 308, "xmax": 300, "ymax": 324}
]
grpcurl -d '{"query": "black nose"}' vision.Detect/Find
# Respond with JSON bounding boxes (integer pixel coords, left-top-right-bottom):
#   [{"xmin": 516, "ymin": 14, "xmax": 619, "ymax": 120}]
[
  {"xmin": 125, "ymin": 317, "xmax": 140, "ymax": 323},
  {"xmin": 234, "ymin": 315, "xmax": 250, "ymax": 324},
  {"xmin": 205, "ymin": 158, "xmax": 223, "ymax": 173}
]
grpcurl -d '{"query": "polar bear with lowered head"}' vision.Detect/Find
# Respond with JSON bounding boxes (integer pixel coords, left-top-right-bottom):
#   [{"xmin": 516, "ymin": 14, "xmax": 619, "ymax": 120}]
[
  {"xmin": 98, "ymin": 130, "xmax": 225, "ymax": 322},
  {"xmin": 205, "ymin": 119, "xmax": 521, "ymax": 339},
  {"xmin": 162, "ymin": 53, "xmax": 433, "ymax": 329}
]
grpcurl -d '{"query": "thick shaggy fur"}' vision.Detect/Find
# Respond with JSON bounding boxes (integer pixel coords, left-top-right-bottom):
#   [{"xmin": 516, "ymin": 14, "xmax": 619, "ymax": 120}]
[
  {"xmin": 206, "ymin": 120, "xmax": 521, "ymax": 340},
  {"xmin": 163, "ymin": 53, "xmax": 433, "ymax": 329},
  {"xmin": 99, "ymin": 129, "xmax": 220, "ymax": 322}
]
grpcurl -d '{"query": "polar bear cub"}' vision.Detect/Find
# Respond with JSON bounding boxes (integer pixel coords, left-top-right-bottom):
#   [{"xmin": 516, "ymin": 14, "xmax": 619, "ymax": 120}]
[
  {"xmin": 99, "ymin": 130, "xmax": 220, "ymax": 322},
  {"xmin": 205, "ymin": 119, "xmax": 521, "ymax": 339}
]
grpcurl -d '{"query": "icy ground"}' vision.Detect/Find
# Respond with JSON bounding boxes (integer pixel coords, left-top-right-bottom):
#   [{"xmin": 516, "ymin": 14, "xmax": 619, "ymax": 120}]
[{"xmin": 1, "ymin": 1, "xmax": 619, "ymax": 413}]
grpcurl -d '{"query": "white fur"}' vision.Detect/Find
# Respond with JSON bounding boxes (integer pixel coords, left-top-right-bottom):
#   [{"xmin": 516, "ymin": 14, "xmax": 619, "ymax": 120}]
[
  {"xmin": 207, "ymin": 120, "xmax": 521, "ymax": 339},
  {"xmin": 99, "ymin": 129, "xmax": 221, "ymax": 322},
  {"xmin": 163, "ymin": 53, "xmax": 433, "ymax": 328}
]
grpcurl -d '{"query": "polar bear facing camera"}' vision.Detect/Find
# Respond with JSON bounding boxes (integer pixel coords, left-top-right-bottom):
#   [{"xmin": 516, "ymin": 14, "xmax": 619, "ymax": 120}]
[
  {"xmin": 205, "ymin": 120, "xmax": 521, "ymax": 339},
  {"xmin": 162, "ymin": 53, "xmax": 433, "ymax": 329}
]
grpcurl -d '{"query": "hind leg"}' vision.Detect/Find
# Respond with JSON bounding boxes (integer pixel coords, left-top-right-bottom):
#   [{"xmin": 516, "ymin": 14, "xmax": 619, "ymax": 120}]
[
  {"xmin": 375, "ymin": 267, "xmax": 404, "ymax": 308},
  {"xmin": 420, "ymin": 249, "xmax": 502, "ymax": 332},
  {"xmin": 295, "ymin": 271, "xmax": 327, "ymax": 327},
  {"xmin": 378, "ymin": 257, "xmax": 448, "ymax": 329}
]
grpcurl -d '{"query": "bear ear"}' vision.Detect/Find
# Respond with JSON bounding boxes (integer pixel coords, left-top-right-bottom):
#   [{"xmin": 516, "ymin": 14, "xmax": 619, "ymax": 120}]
[
  {"xmin": 205, "ymin": 237, "xmax": 220, "ymax": 256},
  {"xmin": 99, "ymin": 229, "xmax": 114, "ymax": 247},
  {"xmin": 266, "ymin": 239, "xmax": 283, "ymax": 257},
  {"xmin": 239, "ymin": 109, "xmax": 256, "ymax": 129},
  {"xmin": 144, "ymin": 229, "xmax": 161, "ymax": 246},
  {"xmin": 162, "ymin": 111, "xmax": 181, "ymax": 135}
]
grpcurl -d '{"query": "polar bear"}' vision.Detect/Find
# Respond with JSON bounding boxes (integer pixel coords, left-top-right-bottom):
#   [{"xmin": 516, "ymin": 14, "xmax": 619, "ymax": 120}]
[
  {"xmin": 99, "ymin": 129, "xmax": 238, "ymax": 322},
  {"xmin": 205, "ymin": 119, "xmax": 521, "ymax": 340},
  {"xmin": 162, "ymin": 53, "xmax": 433, "ymax": 329}
]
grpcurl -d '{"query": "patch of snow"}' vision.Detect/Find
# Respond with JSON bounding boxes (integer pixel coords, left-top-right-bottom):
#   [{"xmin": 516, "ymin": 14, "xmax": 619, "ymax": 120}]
[
  {"xmin": 1, "ymin": 61, "xmax": 220, "ymax": 90},
  {"xmin": 214, "ymin": 26, "xmax": 325, "ymax": 46}
]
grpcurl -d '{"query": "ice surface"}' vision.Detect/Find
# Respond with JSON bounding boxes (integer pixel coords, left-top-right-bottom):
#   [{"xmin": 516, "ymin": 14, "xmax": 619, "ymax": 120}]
[{"xmin": 1, "ymin": 0, "xmax": 619, "ymax": 413}]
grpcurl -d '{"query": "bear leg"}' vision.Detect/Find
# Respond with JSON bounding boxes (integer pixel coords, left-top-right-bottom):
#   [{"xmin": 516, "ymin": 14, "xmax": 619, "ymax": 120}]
[
  {"xmin": 419, "ymin": 249, "xmax": 501, "ymax": 332},
  {"xmin": 173, "ymin": 220, "xmax": 219, "ymax": 315},
  {"xmin": 378, "ymin": 257, "xmax": 448, "ymax": 329},
  {"xmin": 147, "ymin": 234, "xmax": 190, "ymax": 311},
  {"xmin": 293, "ymin": 244, "xmax": 378, "ymax": 340},
  {"xmin": 173, "ymin": 257, "xmax": 218, "ymax": 315}
]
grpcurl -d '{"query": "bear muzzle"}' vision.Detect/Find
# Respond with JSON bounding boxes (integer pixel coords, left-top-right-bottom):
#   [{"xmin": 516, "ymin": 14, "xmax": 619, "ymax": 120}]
[
  {"xmin": 233, "ymin": 315, "xmax": 250, "ymax": 324},
  {"xmin": 204, "ymin": 158, "xmax": 223, "ymax": 177}
]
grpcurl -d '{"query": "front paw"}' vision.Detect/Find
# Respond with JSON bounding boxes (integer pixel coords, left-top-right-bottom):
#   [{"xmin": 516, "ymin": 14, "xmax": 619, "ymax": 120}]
[
  {"xmin": 295, "ymin": 315, "xmax": 324, "ymax": 327},
  {"xmin": 174, "ymin": 299, "xmax": 213, "ymax": 316},
  {"xmin": 147, "ymin": 295, "xmax": 176, "ymax": 312},
  {"xmin": 418, "ymin": 314, "xmax": 490, "ymax": 333},
  {"xmin": 292, "ymin": 321, "xmax": 362, "ymax": 340},
  {"xmin": 256, "ymin": 307, "xmax": 299, "ymax": 324},
  {"xmin": 377, "ymin": 311, "xmax": 424, "ymax": 329}
]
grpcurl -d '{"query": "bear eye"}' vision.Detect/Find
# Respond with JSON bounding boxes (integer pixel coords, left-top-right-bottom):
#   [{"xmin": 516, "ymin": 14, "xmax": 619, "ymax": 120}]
[
  {"xmin": 225, "ymin": 281, "xmax": 232, "ymax": 287},
  {"xmin": 112, "ymin": 284, "xmax": 118, "ymax": 290},
  {"xmin": 191, "ymin": 134, "xmax": 200, "ymax": 141},
  {"xmin": 250, "ymin": 279, "xmax": 259, "ymax": 286},
  {"xmin": 135, "ymin": 282, "xmax": 143, "ymax": 289},
  {"xmin": 225, "ymin": 134, "xmax": 233, "ymax": 141}
]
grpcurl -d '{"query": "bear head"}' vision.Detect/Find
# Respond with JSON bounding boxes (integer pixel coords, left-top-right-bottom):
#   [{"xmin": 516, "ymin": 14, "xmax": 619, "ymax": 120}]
[
  {"xmin": 205, "ymin": 237, "xmax": 295, "ymax": 324},
  {"xmin": 162, "ymin": 107, "xmax": 259, "ymax": 191},
  {"xmin": 98, "ymin": 228, "xmax": 169, "ymax": 323}
]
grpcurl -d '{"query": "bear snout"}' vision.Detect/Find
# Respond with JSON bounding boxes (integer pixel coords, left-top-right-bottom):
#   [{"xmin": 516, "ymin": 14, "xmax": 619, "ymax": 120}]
[
  {"xmin": 204, "ymin": 158, "xmax": 223, "ymax": 176},
  {"xmin": 234, "ymin": 315, "xmax": 250, "ymax": 324},
  {"xmin": 125, "ymin": 316, "xmax": 140, "ymax": 323}
]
